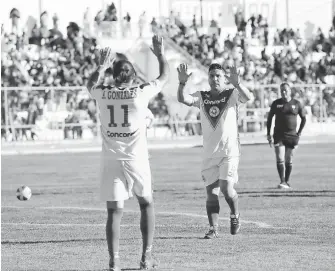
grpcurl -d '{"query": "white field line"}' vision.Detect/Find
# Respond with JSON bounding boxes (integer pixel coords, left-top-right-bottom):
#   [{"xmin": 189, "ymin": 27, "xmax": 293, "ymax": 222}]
[{"xmin": 2, "ymin": 205, "xmax": 273, "ymax": 228}]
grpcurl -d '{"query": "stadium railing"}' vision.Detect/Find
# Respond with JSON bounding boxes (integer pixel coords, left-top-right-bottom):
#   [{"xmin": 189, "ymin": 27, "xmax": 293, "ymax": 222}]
[{"xmin": 1, "ymin": 84, "xmax": 334, "ymax": 142}]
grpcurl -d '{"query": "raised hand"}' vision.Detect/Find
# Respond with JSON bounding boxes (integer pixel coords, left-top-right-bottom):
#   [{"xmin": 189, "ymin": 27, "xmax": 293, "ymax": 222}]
[
  {"xmin": 177, "ymin": 63, "xmax": 192, "ymax": 84},
  {"xmin": 150, "ymin": 35, "xmax": 164, "ymax": 57},
  {"xmin": 224, "ymin": 65, "xmax": 241, "ymax": 87},
  {"xmin": 98, "ymin": 47, "xmax": 114, "ymax": 69}
]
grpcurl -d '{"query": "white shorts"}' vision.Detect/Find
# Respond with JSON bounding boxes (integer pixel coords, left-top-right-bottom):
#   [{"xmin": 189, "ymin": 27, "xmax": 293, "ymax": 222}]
[
  {"xmin": 100, "ymin": 157, "xmax": 152, "ymax": 202},
  {"xmin": 201, "ymin": 156, "xmax": 239, "ymax": 186}
]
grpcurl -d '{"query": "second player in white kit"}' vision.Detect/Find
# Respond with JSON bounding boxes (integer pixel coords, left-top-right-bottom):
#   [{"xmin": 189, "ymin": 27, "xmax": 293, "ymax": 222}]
[{"xmin": 177, "ymin": 63, "xmax": 252, "ymax": 238}]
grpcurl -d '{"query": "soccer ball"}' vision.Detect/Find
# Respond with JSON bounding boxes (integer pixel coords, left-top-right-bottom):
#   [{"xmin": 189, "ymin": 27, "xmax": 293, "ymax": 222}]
[{"xmin": 16, "ymin": 186, "xmax": 32, "ymax": 201}]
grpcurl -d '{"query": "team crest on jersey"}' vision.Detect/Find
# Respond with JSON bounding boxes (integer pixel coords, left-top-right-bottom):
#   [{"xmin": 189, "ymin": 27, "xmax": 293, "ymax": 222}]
[
  {"xmin": 209, "ymin": 106, "xmax": 220, "ymax": 117},
  {"xmin": 200, "ymin": 89, "xmax": 234, "ymax": 129}
]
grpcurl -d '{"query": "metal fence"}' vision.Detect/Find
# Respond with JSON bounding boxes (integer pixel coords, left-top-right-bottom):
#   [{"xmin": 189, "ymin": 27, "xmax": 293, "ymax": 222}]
[{"xmin": 1, "ymin": 84, "xmax": 335, "ymax": 142}]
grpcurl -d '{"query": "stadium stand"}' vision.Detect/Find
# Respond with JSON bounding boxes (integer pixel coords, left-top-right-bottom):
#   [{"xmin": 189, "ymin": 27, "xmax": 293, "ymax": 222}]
[{"xmin": 1, "ymin": 4, "xmax": 335, "ymax": 141}]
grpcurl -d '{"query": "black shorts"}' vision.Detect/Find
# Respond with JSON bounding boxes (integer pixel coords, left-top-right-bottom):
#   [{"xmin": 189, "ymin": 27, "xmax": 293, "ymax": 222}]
[{"xmin": 273, "ymin": 132, "xmax": 300, "ymax": 149}]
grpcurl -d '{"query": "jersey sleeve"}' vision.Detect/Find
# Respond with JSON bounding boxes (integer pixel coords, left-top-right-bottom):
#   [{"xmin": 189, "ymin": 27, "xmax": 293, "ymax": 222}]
[
  {"xmin": 146, "ymin": 108, "xmax": 154, "ymax": 119},
  {"xmin": 268, "ymin": 100, "xmax": 277, "ymax": 115},
  {"xmin": 139, "ymin": 80, "xmax": 163, "ymax": 101},
  {"xmin": 229, "ymin": 89, "xmax": 243, "ymax": 106},
  {"xmin": 190, "ymin": 91, "xmax": 200, "ymax": 108},
  {"xmin": 237, "ymin": 90, "xmax": 249, "ymax": 104}
]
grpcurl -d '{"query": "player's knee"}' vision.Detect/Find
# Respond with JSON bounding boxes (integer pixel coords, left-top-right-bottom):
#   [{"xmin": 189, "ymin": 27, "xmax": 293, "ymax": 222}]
[
  {"xmin": 107, "ymin": 200, "xmax": 124, "ymax": 210},
  {"xmin": 285, "ymin": 161, "xmax": 293, "ymax": 167},
  {"xmin": 206, "ymin": 192, "xmax": 219, "ymax": 203},
  {"xmin": 206, "ymin": 185, "xmax": 220, "ymax": 199},
  {"xmin": 219, "ymin": 179, "xmax": 237, "ymax": 199},
  {"xmin": 106, "ymin": 203, "xmax": 124, "ymax": 221},
  {"xmin": 285, "ymin": 153, "xmax": 293, "ymax": 164},
  {"xmin": 107, "ymin": 207, "xmax": 123, "ymax": 218},
  {"xmin": 275, "ymin": 148, "xmax": 285, "ymax": 163},
  {"xmin": 137, "ymin": 195, "xmax": 153, "ymax": 206},
  {"xmin": 285, "ymin": 157, "xmax": 293, "ymax": 165},
  {"xmin": 206, "ymin": 199, "xmax": 220, "ymax": 213}
]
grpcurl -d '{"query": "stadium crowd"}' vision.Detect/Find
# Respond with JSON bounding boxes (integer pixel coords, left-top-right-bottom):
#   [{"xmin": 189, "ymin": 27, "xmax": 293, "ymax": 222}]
[
  {"xmin": 161, "ymin": 11, "xmax": 335, "ymax": 110},
  {"xmin": 1, "ymin": 5, "xmax": 335, "ymax": 141}
]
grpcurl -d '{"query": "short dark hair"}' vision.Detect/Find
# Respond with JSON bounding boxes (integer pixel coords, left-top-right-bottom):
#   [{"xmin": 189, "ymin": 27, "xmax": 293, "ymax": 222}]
[
  {"xmin": 113, "ymin": 60, "xmax": 135, "ymax": 77},
  {"xmin": 10, "ymin": 8, "xmax": 20, "ymax": 18},
  {"xmin": 280, "ymin": 82, "xmax": 292, "ymax": 89},
  {"xmin": 112, "ymin": 60, "xmax": 136, "ymax": 82},
  {"xmin": 208, "ymin": 63, "xmax": 224, "ymax": 72}
]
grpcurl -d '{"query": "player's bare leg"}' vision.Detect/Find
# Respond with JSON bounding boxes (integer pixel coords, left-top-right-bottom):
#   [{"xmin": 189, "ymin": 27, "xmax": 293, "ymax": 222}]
[
  {"xmin": 204, "ymin": 182, "xmax": 220, "ymax": 239},
  {"xmin": 137, "ymin": 195, "xmax": 159, "ymax": 269},
  {"xmin": 284, "ymin": 147, "xmax": 294, "ymax": 187},
  {"xmin": 106, "ymin": 201, "xmax": 124, "ymax": 271},
  {"xmin": 220, "ymin": 179, "xmax": 240, "ymax": 235},
  {"xmin": 275, "ymin": 145, "xmax": 289, "ymax": 188}
]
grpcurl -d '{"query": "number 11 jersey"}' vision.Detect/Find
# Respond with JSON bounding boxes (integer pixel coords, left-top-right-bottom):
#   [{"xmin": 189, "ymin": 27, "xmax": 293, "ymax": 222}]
[{"xmin": 90, "ymin": 80, "xmax": 162, "ymax": 160}]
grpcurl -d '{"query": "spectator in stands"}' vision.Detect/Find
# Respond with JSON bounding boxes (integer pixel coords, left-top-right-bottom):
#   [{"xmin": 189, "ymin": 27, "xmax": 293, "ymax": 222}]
[
  {"xmin": 192, "ymin": 14, "xmax": 197, "ymax": 29},
  {"xmin": 234, "ymin": 10, "xmax": 246, "ymax": 32},
  {"xmin": 169, "ymin": 11, "xmax": 176, "ymax": 26},
  {"xmin": 123, "ymin": 12, "xmax": 131, "ymax": 37},
  {"xmin": 40, "ymin": 12, "xmax": 50, "ymax": 39},
  {"xmin": 49, "ymin": 14, "xmax": 63, "ymax": 46},
  {"xmin": 66, "ymin": 22, "xmax": 83, "ymax": 55},
  {"xmin": 94, "ymin": 10, "xmax": 105, "ymax": 26},
  {"xmin": 83, "ymin": 8, "xmax": 93, "ymax": 39},
  {"xmin": 248, "ymin": 13, "xmax": 257, "ymax": 37},
  {"xmin": 104, "ymin": 3, "xmax": 118, "ymax": 22},
  {"xmin": 9, "ymin": 8, "xmax": 22, "ymax": 36},
  {"xmin": 138, "ymin": 12, "xmax": 147, "ymax": 37},
  {"xmin": 151, "ymin": 18, "xmax": 158, "ymax": 34},
  {"xmin": 2, "ymin": 7, "xmax": 335, "ymax": 141}
]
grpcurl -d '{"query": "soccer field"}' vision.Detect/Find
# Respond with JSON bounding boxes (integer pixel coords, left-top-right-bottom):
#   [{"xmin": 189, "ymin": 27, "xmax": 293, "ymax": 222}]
[{"xmin": 1, "ymin": 143, "xmax": 335, "ymax": 271}]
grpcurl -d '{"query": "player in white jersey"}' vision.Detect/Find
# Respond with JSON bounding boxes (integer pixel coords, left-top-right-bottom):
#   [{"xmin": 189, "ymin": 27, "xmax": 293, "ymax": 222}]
[
  {"xmin": 177, "ymin": 63, "xmax": 251, "ymax": 238},
  {"xmin": 86, "ymin": 35, "xmax": 169, "ymax": 271}
]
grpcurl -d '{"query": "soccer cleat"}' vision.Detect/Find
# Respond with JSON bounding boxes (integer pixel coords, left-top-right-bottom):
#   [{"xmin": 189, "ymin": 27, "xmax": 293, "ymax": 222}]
[
  {"xmin": 204, "ymin": 226, "xmax": 219, "ymax": 239},
  {"xmin": 140, "ymin": 256, "xmax": 159, "ymax": 270},
  {"xmin": 278, "ymin": 182, "xmax": 290, "ymax": 189},
  {"xmin": 230, "ymin": 214, "xmax": 241, "ymax": 235},
  {"xmin": 109, "ymin": 257, "xmax": 121, "ymax": 271},
  {"xmin": 285, "ymin": 182, "xmax": 292, "ymax": 188}
]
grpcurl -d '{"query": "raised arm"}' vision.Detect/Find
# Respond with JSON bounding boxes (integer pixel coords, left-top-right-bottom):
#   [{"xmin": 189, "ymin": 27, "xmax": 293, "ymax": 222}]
[
  {"xmin": 86, "ymin": 48, "xmax": 114, "ymax": 92},
  {"xmin": 177, "ymin": 63, "xmax": 197, "ymax": 107},
  {"xmin": 150, "ymin": 35, "xmax": 169, "ymax": 86},
  {"xmin": 224, "ymin": 65, "xmax": 252, "ymax": 102}
]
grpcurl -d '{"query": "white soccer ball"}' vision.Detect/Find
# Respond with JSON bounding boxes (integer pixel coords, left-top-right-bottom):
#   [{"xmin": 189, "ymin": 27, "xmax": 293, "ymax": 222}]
[{"xmin": 16, "ymin": 186, "xmax": 32, "ymax": 201}]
